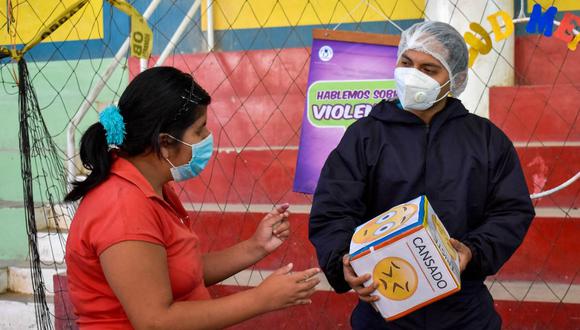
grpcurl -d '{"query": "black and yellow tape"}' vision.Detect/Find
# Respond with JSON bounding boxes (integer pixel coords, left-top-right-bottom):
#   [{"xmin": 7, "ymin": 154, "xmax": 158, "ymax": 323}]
[
  {"xmin": 107, "ymin": 0, "xmax": 153, "ymax": 59},
  {"xmin": 2, "ymin": 0, "xmax": 152, "ymax": 61}
]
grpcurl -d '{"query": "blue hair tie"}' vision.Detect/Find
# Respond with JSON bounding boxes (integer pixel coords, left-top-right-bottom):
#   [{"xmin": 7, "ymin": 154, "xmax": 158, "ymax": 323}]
[{"xmin": 99, "ymin": 104, "xmax": 126, "ymax": 150}]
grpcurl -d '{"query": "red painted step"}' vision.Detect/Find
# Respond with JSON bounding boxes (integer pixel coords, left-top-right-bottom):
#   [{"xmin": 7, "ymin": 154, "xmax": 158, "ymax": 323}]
[
  {"xmin": 516, "ymin": 146, "xmax": 580, "ymax": 209},
  {"xmin": 127, "ymin": 54, "xmax": 579, "ymax": 207},
  {"xmin": 208, "ymin": 285, "xmax": 357, "ymax": 330},
  {"xmin": 209, "ymin": 286, "xmax": 580, "ymax": 330},
  {"xmin": 189, "ymin": 211, "xmax": 579, "ymax": 284},
  {"xmin": 54, "ymin": 273, "xmax": 579, "ymax": 330},
  {"xmin": 190, "ymin": 212, "xmax": 318, "ymax": 271},
  {"xmin": 515, "ymin": 35, "xmax": 580, "ymax": 86},
  {"xmin": 128, "ymin": 41, "xmax": 580, "ymax": 148},
  {"xmin": 496, "ymin": 300, "xmax": 580, "ymax": 330},
  {"xmin": 54, "ymin": 274, "xmax": 78, "ymax": 330},
  {"xmin": 489, "ymin": 84, "xmax": 580, "ymax": 143},
  {"xmin": 128, "ymin": 50, "xmax": 309, "ymax": 149},
  {"xmin": 176, "ymin": 148, "xmax": 311, "ymax": 206},
  {"xmin": 493, "ymin": 217, "xmax": 579, "ymax": 283},
  {"xmin": 176, "ymin": 147, "xmax": 580, "ymax": 208}
]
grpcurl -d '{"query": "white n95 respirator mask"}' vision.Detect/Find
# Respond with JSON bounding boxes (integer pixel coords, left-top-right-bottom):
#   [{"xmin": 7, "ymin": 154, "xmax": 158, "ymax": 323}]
[{"xmin": 394, "ymin": 67, "xmax": 450, "ymax": 111}]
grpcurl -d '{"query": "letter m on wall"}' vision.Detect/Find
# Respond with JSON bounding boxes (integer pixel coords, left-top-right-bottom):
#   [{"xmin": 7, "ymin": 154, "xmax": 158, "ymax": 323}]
[{"xmin": 526, "ymin": 4, "xmax": 558, "ymax": 36}]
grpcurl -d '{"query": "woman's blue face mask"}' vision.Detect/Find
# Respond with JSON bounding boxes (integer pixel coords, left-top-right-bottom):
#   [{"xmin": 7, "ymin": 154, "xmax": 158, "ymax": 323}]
[{"xmin": 165, "ymin": 133, "xmax": 213, "ymax": 182}]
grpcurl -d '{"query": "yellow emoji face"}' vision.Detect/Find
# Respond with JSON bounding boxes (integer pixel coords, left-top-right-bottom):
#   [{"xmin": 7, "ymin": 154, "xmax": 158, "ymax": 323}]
[
  {"xmin": 433, "ymin": 215, "xmax": 458, "ymax": 260},
  {"xmin": 373, "ymin": 257, "xmax": 418, "ymax": 301},
  {"xmin": 352, "ymin": 204, "xmax": 418, "ymax": 244}
]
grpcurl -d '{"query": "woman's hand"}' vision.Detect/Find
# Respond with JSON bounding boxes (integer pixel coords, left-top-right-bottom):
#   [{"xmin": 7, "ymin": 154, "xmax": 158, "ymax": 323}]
[
  {"xmin": 343, "ymin": 255, "xmax": 379, "ymax": 303},
  {"xmin": 251, "ymin": 203, "xmax": 291, "ymax": 255},
  {"xmin": 254, "ymin": 263, "xmax": 321, "ymax": 311},
  {"xmin": 450, "ymin": 238, "xmax": 472, "ymax": 272},
  {"xmin": 202, "ymin": 203, "xmax": 291, "ymax": 286}
]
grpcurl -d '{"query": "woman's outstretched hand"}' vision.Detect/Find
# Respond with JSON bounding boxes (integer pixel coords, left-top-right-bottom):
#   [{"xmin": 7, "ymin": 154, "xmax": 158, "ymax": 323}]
[
  {"xmin": 255, "ymin": 263, "xmax": 321, "ymax": 311},
  {"xmin": 251, "ymin": 203, "xmax": 291, "ymax": 255}
]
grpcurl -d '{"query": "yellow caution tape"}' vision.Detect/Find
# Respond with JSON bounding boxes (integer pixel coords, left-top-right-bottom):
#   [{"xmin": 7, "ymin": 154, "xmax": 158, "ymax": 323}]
[
  {"xmin": 107, "ymin": 0, "xmax": 153, "ymax": 59},
  {"xmin": 0, "ymin": 47, "xmax": 17, "ymax": 60},
  {"xmin": 20, "ymin": 0, "xmax": 89, "ymax": 57},
  {"xmin": 3, "ymin": 0, "xmax": 152, "ymax": 61}
]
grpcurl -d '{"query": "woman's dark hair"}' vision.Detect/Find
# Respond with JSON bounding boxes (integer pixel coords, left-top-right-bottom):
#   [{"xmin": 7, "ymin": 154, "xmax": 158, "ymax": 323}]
[{"xmin": 64, "ymin": 66, "xmax": 211, "ymax": 202}]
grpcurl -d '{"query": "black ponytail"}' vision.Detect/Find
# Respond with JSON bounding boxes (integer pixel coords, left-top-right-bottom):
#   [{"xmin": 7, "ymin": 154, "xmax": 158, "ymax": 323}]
[
  {"xmin": 64, "ymin": 123, "xmax": 113, "ymax": 202},
  {"xmin": 64, "ymin": 67, "xmax": 211, "ymax": 202}
]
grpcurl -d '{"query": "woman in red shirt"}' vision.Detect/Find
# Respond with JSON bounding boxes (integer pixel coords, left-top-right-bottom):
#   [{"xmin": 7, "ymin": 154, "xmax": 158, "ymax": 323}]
[{"xmin": 65, "ymin": 66, "xmax": 320, "ymax": 329}]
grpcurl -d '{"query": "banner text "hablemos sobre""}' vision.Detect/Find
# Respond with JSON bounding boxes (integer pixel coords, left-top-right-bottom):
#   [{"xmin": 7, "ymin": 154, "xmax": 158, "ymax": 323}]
[{"xmin": 307, "ymin": 80, "xmax": 397, "ymax": 129}]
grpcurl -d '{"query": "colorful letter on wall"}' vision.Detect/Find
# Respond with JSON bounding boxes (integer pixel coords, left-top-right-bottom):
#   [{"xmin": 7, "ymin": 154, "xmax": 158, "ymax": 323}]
[
  {"xmin": 554, "ymin": 13, "xmax": 580, "ymax": 42},
  {"xmin": 568, "ymin": 33, "xmax": 580, "ymax": 51},
  {"xmin": 464, "ymin": 23, "xmax": 492, "ymax": 68},
  {"xmin": 487, "ymin": 10, "xmax": 514, "ymax": 42},
  {"xmin": 526, "ymin": 4, "xmax": 558, "ymax": 36}
]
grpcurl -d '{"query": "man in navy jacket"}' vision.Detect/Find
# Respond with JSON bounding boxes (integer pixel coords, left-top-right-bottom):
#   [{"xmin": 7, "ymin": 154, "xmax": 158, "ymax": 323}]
[{"xmin": 309, "ymin": 21, "xmax": 535, "ymax": 329}]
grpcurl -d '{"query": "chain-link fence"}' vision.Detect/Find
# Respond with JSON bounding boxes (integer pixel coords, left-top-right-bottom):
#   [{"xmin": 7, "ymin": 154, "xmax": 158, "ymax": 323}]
[{"xmin": 0, "ymin": 0, "xmax": 578, "ymax": 329}]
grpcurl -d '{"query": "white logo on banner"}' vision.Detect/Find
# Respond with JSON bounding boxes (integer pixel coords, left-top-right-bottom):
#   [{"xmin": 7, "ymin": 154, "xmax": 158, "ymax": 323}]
[{"xmin": 318, "ymin": 45, "xmax": 333, "ymax": 62}]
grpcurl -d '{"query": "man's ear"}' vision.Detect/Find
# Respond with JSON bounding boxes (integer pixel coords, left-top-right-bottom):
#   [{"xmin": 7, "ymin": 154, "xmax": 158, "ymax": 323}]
[
  {"xmin": 452, "ymin": 71, "xmax": 468, "ymax": 95},
  {"xmin": 442, "ymin": 75, "xmax": 453, "ymax": 97}
]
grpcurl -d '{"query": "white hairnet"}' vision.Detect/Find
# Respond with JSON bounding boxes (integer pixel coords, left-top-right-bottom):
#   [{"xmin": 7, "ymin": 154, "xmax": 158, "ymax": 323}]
[{"xmin": 397, "ymin": 21, "xmax": 469, "ymax": 97}]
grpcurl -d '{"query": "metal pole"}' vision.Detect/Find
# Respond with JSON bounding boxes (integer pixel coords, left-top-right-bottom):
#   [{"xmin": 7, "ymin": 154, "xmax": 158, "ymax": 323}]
[
  {"xmin": 530, "ymin": 171, "xmax": 580, "ymax": 199},
  {"xmin": 155, "ymin": 0, "xmax": 202, "ymax": 67},
  {"xmin": 140, "ymin": 58, "xmax": 148, "ymax": 72},
  {"xmin": 206, "ymin": 0, "xmax": 214, "ymax": 51}
]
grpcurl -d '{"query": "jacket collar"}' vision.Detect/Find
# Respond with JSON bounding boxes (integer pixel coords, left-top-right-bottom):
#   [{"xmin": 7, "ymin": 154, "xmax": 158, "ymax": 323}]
[{"xmin": 369, "ymin": 97, "xmax": 469, "ymax": 127}]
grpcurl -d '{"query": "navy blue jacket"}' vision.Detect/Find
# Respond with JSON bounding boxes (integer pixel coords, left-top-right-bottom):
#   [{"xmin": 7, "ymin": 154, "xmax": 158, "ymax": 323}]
[{"xmin": 309, "ymin": 98, "xmax": 535, "ymax": 329}]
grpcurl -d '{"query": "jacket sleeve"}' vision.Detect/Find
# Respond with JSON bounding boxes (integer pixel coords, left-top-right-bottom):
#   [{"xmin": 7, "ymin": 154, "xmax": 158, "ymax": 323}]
[
  {"xmin": 462, "ymin": 128, "xmax": 535, "ymax": 278},
  {"xmin": 308, "ymin": 125, "xmax": 369, "ymax": 293}
]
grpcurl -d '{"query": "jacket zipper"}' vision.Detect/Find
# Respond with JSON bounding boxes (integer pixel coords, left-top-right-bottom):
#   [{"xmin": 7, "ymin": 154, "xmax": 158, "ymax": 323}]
[
  {"xmin": 423, "ymin": 123, "xmax": 430, "ymax": 329},
  {"xmin": 424, "ymin": 124, "xmax": 430, "ymax": 193}
]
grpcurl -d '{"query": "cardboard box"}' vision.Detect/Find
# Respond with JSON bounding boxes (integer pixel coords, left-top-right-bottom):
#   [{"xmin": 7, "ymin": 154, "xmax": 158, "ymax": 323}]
[{"xmin": 349, "ymin": 195, "xmax": 461, "ymax": 321}]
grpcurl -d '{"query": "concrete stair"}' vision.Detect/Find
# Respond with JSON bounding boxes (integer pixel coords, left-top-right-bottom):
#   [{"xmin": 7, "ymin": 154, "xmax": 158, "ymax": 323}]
[
  {"xmin": 0, "ymin": 293, "xmax": 55, "ymax": 329},
  {"xmin": 5, "ymin": 261, "xmax": 66, "ymax": 295},
  {"xmin": 0, "ymin": 263, "xmax": 57, "ymax": 329},
  {"xmin": 0, "ymin": 203, "xmax": 70, "ymax": 329}
]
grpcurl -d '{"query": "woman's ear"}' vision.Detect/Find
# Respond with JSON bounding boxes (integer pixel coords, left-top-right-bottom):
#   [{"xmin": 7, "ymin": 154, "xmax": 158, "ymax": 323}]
[{"xmin": 159, "ymin": 134, "xmax": 173, "ymax": 159}]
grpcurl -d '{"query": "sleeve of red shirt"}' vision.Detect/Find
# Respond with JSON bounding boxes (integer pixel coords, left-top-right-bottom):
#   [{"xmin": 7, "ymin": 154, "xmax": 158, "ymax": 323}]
[{"xmin": 90, "ymin": 186, "xmax": 165, "ymax": 256}]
